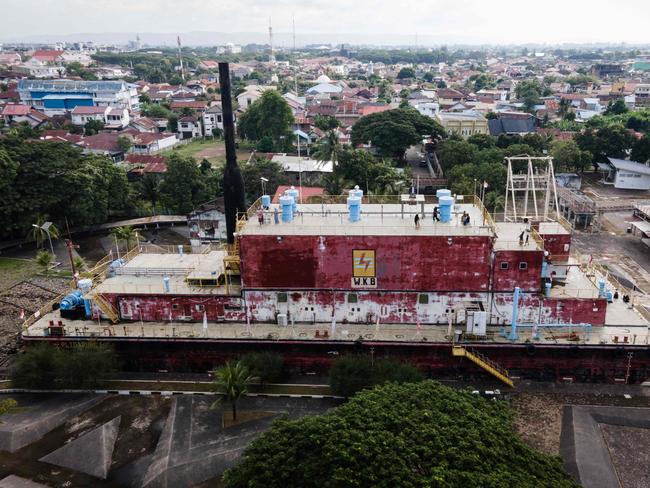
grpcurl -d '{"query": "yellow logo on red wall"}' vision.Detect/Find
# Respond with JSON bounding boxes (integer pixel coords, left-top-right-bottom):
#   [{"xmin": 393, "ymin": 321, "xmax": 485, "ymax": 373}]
[{"xmin": 353, "ymin": 250, "xmax": 376, "ymax": 278}]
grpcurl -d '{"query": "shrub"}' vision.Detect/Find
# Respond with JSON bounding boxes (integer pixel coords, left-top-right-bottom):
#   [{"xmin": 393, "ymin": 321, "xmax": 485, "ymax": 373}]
[
  {"xmin": 329, "ymin": 356, "xmax": 423, "ymax": 397},
  {"xmin": 240, "ymin": 352, "xmax": 285, "ymax": 384}
]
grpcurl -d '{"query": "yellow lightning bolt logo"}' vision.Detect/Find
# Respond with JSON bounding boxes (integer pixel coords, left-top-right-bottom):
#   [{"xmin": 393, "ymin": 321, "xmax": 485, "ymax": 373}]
[{"xmin": 353, "ymin": 250, "xmax": 375, "ymax": 277}]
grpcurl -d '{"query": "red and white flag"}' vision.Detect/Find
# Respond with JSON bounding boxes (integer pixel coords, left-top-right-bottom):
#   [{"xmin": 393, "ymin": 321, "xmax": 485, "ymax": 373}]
[{"xmin": 19, "ymin": 309, "xmax": 25, "ymax": 320}]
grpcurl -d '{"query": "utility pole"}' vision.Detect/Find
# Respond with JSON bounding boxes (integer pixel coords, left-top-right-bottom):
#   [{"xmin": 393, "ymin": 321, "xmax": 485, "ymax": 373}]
[
  {"xmin": 625, "ymin": 352, "xmax": 634, "ymax": 384},
  {"xmin": 177, "ymin": 35, "xmax": 185, "ymax": 82},
  {"xmin": 66, "ymin": 239, "xmax": 80, "ymax": 286}
]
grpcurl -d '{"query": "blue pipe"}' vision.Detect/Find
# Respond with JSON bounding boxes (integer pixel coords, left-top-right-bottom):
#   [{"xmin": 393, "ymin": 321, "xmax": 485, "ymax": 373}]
[{"xmin": 508, "ymin": 287, "xmax": 520, "ymax": 341}]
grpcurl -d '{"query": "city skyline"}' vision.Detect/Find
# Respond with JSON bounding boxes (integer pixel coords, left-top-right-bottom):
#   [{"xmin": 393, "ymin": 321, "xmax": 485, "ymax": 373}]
[{"xmin": 3, "ymin": 0, "xmax": 650, "ymax": 46}]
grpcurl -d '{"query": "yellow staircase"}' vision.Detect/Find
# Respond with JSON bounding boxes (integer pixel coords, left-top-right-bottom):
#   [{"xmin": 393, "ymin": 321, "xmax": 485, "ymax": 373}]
[
  {"xmin": 92, "ymin": 293, "xmax": 120, "ymax": 324},
  {"xmin": 452, "ymin": 346, "xmax": 514, "ymax": 388}
]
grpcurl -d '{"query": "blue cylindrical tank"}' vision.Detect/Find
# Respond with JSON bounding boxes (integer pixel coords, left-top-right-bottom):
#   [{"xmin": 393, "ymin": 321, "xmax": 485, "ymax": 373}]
[
  {"xmin": 541, "ymin": 261, "xmax": 549, "ymax": 278},
  {"xmin": 286, "ymin": 188, "xmax": 299, "ymax": 213},
  {"xmin": 545, "ymin": 282, "xmax": 552, "ymax": 298},
  {"xmin": 280, "ymin": 195, "xmax": 294, "ymax": 222},
  {"xmin": 606, "ymin": 291, "xmax": 613, "ymax": 303},
  {"xmin": 436, "ymin": 189, "xmax": 451, "ymax": 199},
  {"xmin": 348, "ymin": 196, "xmax": 361, "ymax": 222},
  {"xmin": 60, "ymin": 290, "xmax": 84, "ymax": 311},
  {"xmin": 163, "ymin": 276, "xmax": 170, "ymax": 293},
  {"xmin": 107, "ymin": 259, "xmax": 124, "ymax": 278},
  {"xmin": 598, "ymin": 278, "xmax": 606, "ymax": 298},
  {"xmin": 84, "ymin": 298, "xmax": 92, "ymax": 318},
  {"xmin": 350, "ymin": 185, "xmax": 364, "ymax": 201},
  {"xmin": 438, "ymin": 195, "xmax": 454, "ymax": 223},
  {"xmin": 261, "ymin": 195, "xmax": 271, "ymax": 208}
]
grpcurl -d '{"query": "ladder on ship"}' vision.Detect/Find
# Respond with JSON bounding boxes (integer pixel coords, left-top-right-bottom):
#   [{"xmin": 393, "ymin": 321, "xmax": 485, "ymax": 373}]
[
  {"xmin": 452, "ymin": 346, "xmax": 514, "ymax": 388},
  {"xmin": 92, "ymin": 293, "xmax": 120, "ymax": 324}
]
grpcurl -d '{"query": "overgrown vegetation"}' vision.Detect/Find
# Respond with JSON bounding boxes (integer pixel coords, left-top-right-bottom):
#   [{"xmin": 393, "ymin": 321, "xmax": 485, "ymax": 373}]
[
  {"xmin": 11, "ymin": 343, "xmax": 116, "ymax": 389},
  {"xmin": 239, "ymin": 352, "xmax": 285, "ymax": 384},
  {"xmin": 328, "ymin": 356, "xmax": 424, "ymax": 397},
  {"xmin": 224, "ymin": 381, "xmax": 578, "ymax": 487}
]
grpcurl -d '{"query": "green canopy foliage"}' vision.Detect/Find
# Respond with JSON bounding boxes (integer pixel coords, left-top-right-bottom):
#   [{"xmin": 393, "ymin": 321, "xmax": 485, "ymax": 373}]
[
  {"xmin": 0, "ymin": 139, "xmax": 131, "ymax": 240},
  {"xmin": 238, "ymin": 90, "xmax": 295, "ymax": 152},
  {"xmin": 351, "ymin": 108, "xmax": 445, "ymax": 159},
  {"xmin": 224, "ymin": 381, "xmax": 577, "ymax": 488}
]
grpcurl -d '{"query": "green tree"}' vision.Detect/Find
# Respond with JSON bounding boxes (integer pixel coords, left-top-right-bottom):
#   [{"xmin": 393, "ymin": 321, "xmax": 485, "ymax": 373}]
[
  {"xmin": 313, "ymin": 130, "xmax": 342, "ymax": 165},
  {"xmin": 224, "ymin": 381, "xmax": 578, "ymax": 488},
  {"xmin": 111, "ymin": 225, "xmax": 137, "ymax": 251},
  {"xmin": 437, "ymin": 139, "xmax": 479, "ymax": 172},
  {"xmin": 322, "ymin": 173, "xmax": 350, "ymax": 196},
  {"xmin": 314, "ymin": 115, "xmax": 340, "ymax": 131},
  {"xmin": 351, "ymin": 108, "xmax": 445, "ymax": 160},
  {"xmin": 35, "ymin": 250, "xmax": 53, "ymax": 274},
  {"xmin": 11, "ymin": 344, "xmax": 62, "ymax": 388},
  {"xmin": 56, "ymin": 342, "xmax": 116, "ymax": 388},
  {"xmin": 576, "ymin": 126, "xmax": 635, "ymax": 164},
  {"xmin": 550, "ymin": 140, "xmax": 592, "ymax": 172},
  {"xmin": 631, "ymin": 136, "xmax": 650, "ymax": 163},
  {"xmin": 211, "ymin": 361, "xmax": 256, "ymax": 421},
  {"xmin": 515, "ymin": 79, "xmax": 543, "ymax": 113},
  {"xmin": 467, "ymin": 133, "xmax": 496, "ymax": 150},
  {"xmin": 28, "ymin": 218, "xmax": 60, "ymax": 249},
  {"xmin": 0, "ymin": 398, "xmax": 18, "ymax": 417},
  {"xmin": 238, "ymin": 90, "xmax": 294, "ymax": 151},
  {"xmin": 138, "ymin": 173, "xmax": 162, "ymax": 213},
  {"xmin": 159, "ymin": 154, "xmax": 206, "ymax": 213},
  {"xmin": 396, "ymin": 67, "xmax": 415, "ymax": 79},
  {"xmin": 328, "ymin": 356, "xmax": 424, "ymax": 397},
  {"xmin": 84, "ymin": 119, "xmax": 105, "ymax": 136},
  {"xmin": 239, "ymin": 157, "xmax": 288, "ymax": 202},
  {"xmin": 117, "ymin": 136, "xmax": 132, "ymax": 153},
  {"xmin": 240, "ymin": 352, "xmax": 285, "ymax": 384}
]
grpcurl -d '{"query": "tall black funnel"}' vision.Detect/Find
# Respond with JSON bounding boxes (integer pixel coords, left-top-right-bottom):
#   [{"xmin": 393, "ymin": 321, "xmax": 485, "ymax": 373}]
[{"xmin": 219, "ymin": 62, "xmax": 246, "ymax": 244}]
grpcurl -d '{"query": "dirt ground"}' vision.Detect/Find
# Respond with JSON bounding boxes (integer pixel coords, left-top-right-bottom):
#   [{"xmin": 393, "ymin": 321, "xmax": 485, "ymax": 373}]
[
  {"xmin": 0, "ymin": 277, "xmax": 70, "ymax": 371},
  {"xmin": 510, "ymin": 392, "xmax": 650, "ymax": 456}
]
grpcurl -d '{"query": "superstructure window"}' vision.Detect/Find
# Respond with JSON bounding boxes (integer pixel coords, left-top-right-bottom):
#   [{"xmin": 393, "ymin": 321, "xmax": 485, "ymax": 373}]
[
  {"xmin": 418, "ymin": 294, "xmax": 429, "ymax": 304},
  {"xmin": 500, "ymin": 262, "xmax": 509, "ymax": 269},
  {"xmin": 277, "ymin": 293, "xmax": 288, "ymax": 303},
  {"xmin": 347, "ymin": 293, "xmax": 358, "ymax": 303},
  {"xmin": 519, "ymin": 262, "xmax": 528, "ymax": 270}
]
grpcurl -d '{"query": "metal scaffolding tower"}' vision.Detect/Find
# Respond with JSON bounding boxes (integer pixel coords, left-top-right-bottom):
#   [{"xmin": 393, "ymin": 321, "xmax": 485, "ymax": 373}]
[{"xmin": 503, "ymin": 156, "xmax": 560, "ymax": 222}]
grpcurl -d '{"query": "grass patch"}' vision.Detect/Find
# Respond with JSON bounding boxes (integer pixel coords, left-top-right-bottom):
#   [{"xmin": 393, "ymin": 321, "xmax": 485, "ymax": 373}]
[
  {"xmin": 0, "ymin": 258, "xmax": 39, "ymax": 290},
  {"xmin": 161, "ymin": 139, "xmax": 220, "ymax": 159}
]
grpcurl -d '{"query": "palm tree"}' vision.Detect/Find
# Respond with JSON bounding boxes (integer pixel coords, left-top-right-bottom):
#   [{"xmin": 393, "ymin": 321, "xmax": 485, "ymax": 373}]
[
  {"xmin": 313, "ymin": 130, "xmax": 342, "ymax": 167},
  {"xmin": 210, "ymin": 361, "xmax": 256, "ymax": 421},
  {"xmin": 73, "ymin": 256, "xmax": 87, "ymax": 273},
  {"xmin": 36, "ymin": 250, "xmax": 53, "ymax": 275},
  {"xmin": 111, "ymin": 226, "xmax": 137, "ymax": 252},
  {"xmin": 28, "ymin": 218, "xmax": 59, "ymax": 250},
  {"xmin": 322, "ymin": 174, "xmax": 349, "ymax": 196}
]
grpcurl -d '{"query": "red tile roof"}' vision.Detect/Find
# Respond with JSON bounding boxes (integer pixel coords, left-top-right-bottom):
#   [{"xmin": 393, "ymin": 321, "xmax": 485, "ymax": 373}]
[
  {"xmin": 31, "ymin": 50, "xmax": 64, "ymax": 62},
  {"xmin": 125, "ymin": 154, "xmax": 168, "ymax": 174},
  {"xmin": 272, "ymin": 185, "xmax": 325, "ymax": 203},
  {"xmin": 71, "ymin": 106, "xmax": 107, "ymax": 115},
  {"xmin": 170, "ymin": 101, "xmax": 208, "ymax": 110},
  {"xmin": 1, "ymin": 104, "xmax": 30, "ymax": 116}
]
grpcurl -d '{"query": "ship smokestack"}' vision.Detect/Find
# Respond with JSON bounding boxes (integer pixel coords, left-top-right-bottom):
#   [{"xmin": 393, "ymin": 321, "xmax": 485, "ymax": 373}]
[{"xmin": 219, "ymin": 62, "xmax": 246, "ymax": 244}]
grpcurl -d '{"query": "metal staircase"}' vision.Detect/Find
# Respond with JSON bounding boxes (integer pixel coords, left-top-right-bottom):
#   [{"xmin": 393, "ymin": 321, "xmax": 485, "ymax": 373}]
[
  {"xmin": 452, "ymin": 346, "xmax": 514, "ymax": 388},
  {"xmin": 92, "ymin": 293, "xmax": 120, "ymax": 324}
]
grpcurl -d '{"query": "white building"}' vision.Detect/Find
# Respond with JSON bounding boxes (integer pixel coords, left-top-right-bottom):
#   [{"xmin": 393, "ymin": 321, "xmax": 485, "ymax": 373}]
[
  {"xmin": 236, "ymin": 85, "xmax": 274, "ymax": 110},
  {"xmin": 606, "ymin": 158, "xmax": 650, "ymax": 190},
  {"xmin": 71, "ymin": 105, "xmax": 109, "ymax": 125},
  {"xmin": 202, "ymin": 104, "xmax": 224, "ymax": 135}
]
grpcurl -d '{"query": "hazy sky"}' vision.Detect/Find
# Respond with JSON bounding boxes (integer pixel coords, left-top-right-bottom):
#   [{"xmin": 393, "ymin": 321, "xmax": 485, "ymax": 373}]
[{"xmin": 3, "ymin": 0, "xmax": 650, "ymax": 45}]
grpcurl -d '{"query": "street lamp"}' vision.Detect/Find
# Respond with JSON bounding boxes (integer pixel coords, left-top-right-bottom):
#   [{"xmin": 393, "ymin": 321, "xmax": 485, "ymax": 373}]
[{"xmin": 33, "ymin": 222, "xmax": 55, "ymax": 258}]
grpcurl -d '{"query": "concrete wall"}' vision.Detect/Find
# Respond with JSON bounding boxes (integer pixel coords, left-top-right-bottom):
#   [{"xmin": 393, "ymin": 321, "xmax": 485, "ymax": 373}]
[{"xmin": 540, "ymin": 233, "xmax": 572, "ymax": 261}]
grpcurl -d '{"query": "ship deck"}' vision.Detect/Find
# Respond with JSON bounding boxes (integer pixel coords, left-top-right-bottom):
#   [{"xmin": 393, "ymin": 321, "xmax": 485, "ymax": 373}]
[
  {"xmin": 23, "ymin": 307, "xmax": 649, "ymax": 346},
  {"xmin": 239, "ymin": 202, "xmax": 492, "ymax": 237}
]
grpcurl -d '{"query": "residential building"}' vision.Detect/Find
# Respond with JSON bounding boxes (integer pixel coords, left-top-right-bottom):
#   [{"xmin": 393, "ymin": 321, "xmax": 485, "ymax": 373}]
[
  {"xmin": 202, "ymin": 104, "xmax": 224, "ymax": 135},
  {"xmin": 169, "ymin": 101, "xmax": 208, "ymax": 114},
  {"xmin": 18, "ymin": 79, "xmax": 139, "ymax": 115},
  {"xmin": 105, "ymin": 108, "xmax": 130, "ymax": 129},
  {"xmin": 178, "ymin": 117, "xmax": 202, "ymax": 140},
  {"xmin": 236, "ymin": 85, "xmax": 273, "ymax": 109},
  {"xmin": 0, "ymin": 103, "xmax": 48, "ymax": 127},
  {"xmin": 270, "ymin": 154, "xmax": 333, "ymax": 185},
  {"xmin": 435, "ymin": 111, "xmax": 488, "ymax": 138},
  {"xmin": 71, "ymin": 106, "xmax": 109, "ymax": 126},
  {"xmin": 634, "ymin": 84, "xmax": 650, "ymax": 108},
  {"xmin": 0, "ymin": 53, "xmax": 21, "ymax": 66},
  {"xmin": 129, "ymin": 117, "xmax": 159, "ymax": 133},
  {"xmin": 129, "ymin": 132, "xmax": 178, "ymax": 154}
]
